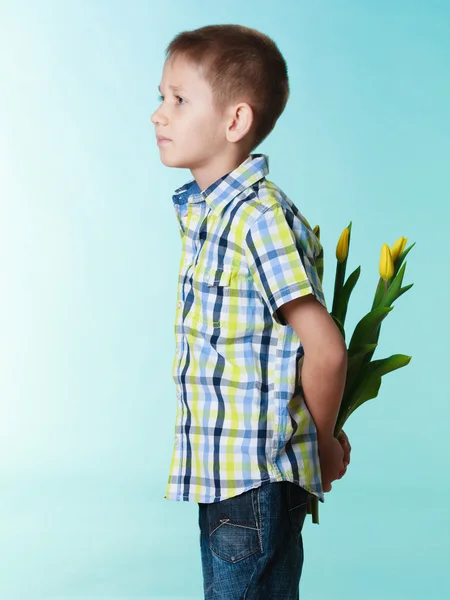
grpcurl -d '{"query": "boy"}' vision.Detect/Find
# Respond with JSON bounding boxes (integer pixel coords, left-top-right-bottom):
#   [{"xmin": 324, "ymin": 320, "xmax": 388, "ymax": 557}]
[{"xmin": 151, "ymin": 24, "xmax": 351, "ymax": 600}]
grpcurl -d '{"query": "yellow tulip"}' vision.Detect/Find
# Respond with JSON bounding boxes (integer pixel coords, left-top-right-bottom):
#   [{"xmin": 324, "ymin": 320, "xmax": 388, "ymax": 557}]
[
  {"xmin": 336, "ymin": 227, "xmax": 349, "ymax": 263},
  {"xmin": 390, "ymin": 236, "xmax": 407, "ymax": 262},
  {"xmin": 313, "ymin": 225, "xmax": 320, "ymax": 239},
  {"xmin": 379, "ymin": 244, "xmax": 394, "ymax": 281}
]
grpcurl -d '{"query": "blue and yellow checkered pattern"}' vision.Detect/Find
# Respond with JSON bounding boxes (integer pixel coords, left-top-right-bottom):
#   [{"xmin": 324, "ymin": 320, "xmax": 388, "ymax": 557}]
[{"xmin": 165, "ymin": 154, "xmax": 327, "ymax": 503}]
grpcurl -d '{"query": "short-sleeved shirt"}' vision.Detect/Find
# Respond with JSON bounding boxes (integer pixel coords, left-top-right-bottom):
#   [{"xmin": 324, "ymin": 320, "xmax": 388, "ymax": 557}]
[{"xmin": 164, "ymin": 153, "xmax": 327, "ymax": 504}]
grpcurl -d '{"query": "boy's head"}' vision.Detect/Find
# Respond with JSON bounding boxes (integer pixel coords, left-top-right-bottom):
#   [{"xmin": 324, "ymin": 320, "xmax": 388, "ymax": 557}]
[{"xmin": 151, "ymin": 24, "xmax": 289, "ymax": 188}]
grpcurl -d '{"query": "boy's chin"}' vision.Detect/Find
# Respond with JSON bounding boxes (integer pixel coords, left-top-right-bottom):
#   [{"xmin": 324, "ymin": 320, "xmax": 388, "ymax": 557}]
[{"xmin": 159, "ymin": 153, "xmax": 191, "ymax": 169}]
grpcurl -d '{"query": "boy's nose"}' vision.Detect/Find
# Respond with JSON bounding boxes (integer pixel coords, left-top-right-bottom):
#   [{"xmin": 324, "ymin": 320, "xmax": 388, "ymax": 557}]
[{"xmin": 151, "ymin": 109, "xmax": 167, "ymax": 126}]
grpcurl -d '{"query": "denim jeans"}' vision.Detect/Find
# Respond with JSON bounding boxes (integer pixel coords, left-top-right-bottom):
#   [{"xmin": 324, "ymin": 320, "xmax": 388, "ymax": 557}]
[{"xmin": 198, "ymin": 481, "xmax": 310, "ymax": 600}]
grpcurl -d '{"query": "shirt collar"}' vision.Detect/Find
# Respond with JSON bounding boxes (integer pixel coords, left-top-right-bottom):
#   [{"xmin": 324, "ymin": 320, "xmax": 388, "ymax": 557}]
[{"xmin": 171, "ymin": 153, "xmax": 269, "ymax": 215}]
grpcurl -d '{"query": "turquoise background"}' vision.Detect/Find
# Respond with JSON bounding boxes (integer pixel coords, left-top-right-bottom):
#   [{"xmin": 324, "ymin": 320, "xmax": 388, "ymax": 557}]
[{"xmin": 1, "ymin": 0, "xmax": 448, "ymax": 598}]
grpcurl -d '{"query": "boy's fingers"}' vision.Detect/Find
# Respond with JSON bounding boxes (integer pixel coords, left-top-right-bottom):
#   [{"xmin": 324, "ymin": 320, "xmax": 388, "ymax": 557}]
[
  {"xmin": 338, "ymin": 441, "xmax": 350, "ymax": 463},
  {"xmin": 337, "ymin": 430, "xmax": 351, "ymax": 463}
]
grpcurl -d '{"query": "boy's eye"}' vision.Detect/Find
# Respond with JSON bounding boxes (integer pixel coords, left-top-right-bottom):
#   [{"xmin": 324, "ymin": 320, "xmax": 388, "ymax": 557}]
[{"xmin": 157, "ymin": 94, "xmax": 185, "ymax": 105}]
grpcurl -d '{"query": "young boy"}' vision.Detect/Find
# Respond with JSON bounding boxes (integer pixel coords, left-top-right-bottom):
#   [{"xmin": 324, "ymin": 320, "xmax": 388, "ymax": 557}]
[{"xmin": 151, "ymin": 24, "xmax": 351, "ymax": 600}]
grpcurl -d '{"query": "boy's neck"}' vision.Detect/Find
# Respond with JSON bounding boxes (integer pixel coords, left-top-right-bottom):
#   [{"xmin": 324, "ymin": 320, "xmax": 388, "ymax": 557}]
[{"xmin": 191, "ymin": 150, "xmax": 252, "ymax": 192}]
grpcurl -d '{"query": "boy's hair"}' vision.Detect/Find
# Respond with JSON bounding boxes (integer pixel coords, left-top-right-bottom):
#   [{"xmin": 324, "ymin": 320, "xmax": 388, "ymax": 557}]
[{"xmin": 165, "ymin": 24, "xmax": 290, "ymax": 151}]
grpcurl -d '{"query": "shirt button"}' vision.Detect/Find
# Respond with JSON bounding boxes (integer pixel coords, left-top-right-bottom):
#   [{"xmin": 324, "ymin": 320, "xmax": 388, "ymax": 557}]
[
  {"xmin": 177, "ymin": 300, "xmax": 182, "ymax": 308},
  {"xmin": 175, "ymin": 435, "xmax": 180, "ymax": 445}
]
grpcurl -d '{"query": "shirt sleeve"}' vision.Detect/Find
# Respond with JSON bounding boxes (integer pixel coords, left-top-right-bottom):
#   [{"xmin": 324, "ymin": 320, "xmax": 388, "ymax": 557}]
[{"xmin": 244, "ymin": 203, "xmax": 327, "ymax": 326}]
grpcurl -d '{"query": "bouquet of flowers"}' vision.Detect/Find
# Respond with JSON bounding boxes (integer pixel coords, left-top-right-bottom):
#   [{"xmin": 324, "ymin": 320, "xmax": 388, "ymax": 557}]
[{"xmin": 306, "ymin": 222, "xmax": 415, "ymax": 524}]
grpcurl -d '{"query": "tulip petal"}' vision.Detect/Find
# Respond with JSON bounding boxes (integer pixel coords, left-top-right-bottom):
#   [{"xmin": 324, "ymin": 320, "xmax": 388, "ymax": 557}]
[
  {"xmin": 379, "ymin": 243, "xmax": 394, "ymax": 280},
  {"xmin": 336, "ymin": 227, "xmax": 350, "ymax": 263},
  {"xmin": 390, "ymin": 236, "xmax": 407, "ymax": 262}
]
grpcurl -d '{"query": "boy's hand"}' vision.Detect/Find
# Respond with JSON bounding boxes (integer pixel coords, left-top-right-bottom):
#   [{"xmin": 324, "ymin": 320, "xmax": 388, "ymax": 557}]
[
  {"xmin": 318, "ymin": 436, "xmax": 346, "ymax": 492},
  {"xmin": 337, "ymin": 429, "xmax": 351, "ymax": 477}
]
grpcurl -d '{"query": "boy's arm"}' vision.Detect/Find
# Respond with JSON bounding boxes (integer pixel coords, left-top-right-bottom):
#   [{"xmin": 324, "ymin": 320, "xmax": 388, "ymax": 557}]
[
  {"xmin": 279, "ymin": 294, "xmax": 347, "ymax": 441},
  {"xmin": 279, "ymin": 294, "xmax": 348, "ymax": 490},
  {"xmin": 241, "ymin": 202, "xmax": 350, "ymax": 487}
]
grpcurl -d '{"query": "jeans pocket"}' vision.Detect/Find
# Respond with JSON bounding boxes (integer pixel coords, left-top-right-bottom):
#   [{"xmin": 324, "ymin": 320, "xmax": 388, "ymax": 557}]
[
  {"xmin": 287, "ymin": 483, "xmax": 309, "ymax": 538},
  {"xmin": 206, "ymin": 487, "xmax": 262, "ymax": 563}
]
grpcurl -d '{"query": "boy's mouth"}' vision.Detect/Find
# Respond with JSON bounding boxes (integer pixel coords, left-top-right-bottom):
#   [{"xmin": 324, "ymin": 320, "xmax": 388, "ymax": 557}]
[{"xmin": 156, "ymin": 135, "xmax": 172, "ymax": 145}]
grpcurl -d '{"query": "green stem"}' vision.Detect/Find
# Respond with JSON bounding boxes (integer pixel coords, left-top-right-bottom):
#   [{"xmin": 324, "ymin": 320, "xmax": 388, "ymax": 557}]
[
  {"xmin": 308, "ymin": 495, "xmax": 319, "ymax": 524},
  {"xmin": 332, "ymin": 260, "xmax": 346, "ymax": 319}
]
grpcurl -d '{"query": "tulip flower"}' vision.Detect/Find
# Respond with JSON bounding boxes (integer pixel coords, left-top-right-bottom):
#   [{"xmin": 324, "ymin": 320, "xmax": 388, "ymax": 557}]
[
  {"xmin": 336, "ymin": 227, "xmax": 350, "ymax": 263},
  {"xmin": 379, "ymin": 243, "xmax": 394, "ymax": 281},
  {"xmin": 372, "ymin": 237, "xmax": 415, "ymax": 311},
  {"xmin": 331, "ymin": 223, "xmax": 359, "ymax": 333},
  {"xmin": 390, "ymin": 236, "xmax": 408, "ymax": 262},
  {"xmin": 305, "ymin": 225, "xmax": 414, "ymax": 525}
]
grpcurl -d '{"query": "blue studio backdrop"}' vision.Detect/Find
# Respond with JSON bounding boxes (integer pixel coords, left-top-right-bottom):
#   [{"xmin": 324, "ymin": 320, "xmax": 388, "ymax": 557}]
[{"xmin": 1, "ymin": 1, "xmax": 448, "ymax": 598}]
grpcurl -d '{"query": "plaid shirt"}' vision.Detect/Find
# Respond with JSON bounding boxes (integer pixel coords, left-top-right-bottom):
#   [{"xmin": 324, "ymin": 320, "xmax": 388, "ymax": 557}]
[{"xmin": 164, "ymin": 153, "xmax": 327, "ymax": 504}]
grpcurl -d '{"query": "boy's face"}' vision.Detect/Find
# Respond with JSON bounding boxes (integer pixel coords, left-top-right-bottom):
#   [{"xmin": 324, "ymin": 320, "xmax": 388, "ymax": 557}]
[{"xmin": 151, "ymin": 55, "xmax": 233, "ymax": 173}]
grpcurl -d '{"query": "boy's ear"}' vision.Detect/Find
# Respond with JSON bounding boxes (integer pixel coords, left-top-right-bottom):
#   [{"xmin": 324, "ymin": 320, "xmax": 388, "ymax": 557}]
[{"xmin": 226, "ymin": 103, "xmax": 254, "ymax": 144}]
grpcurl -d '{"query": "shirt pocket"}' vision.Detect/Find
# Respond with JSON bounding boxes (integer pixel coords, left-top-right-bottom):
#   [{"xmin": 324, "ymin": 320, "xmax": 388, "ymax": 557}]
[
  {"xmin": 204, "ymin": 265, "xmax": 233, "ymax": 288},
  {"xmin": 192, "ymin": 263, "xmax": 253, "ymax": 334},
  {"xmin": 203, "ymin": 266, "xmax": 233, "ymax": 329}
]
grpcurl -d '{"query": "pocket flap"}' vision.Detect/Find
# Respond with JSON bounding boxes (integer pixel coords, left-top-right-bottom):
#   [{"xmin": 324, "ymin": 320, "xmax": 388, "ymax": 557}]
[{"xmin": 206, "ymin": 266, "xmax": 233, "ymax": 287}]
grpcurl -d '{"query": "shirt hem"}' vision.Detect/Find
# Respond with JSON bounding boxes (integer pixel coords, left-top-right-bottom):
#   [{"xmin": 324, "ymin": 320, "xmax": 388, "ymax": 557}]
[{"xmin": 164, "ymin": 476, "xmax": 324, "ymax": 504}]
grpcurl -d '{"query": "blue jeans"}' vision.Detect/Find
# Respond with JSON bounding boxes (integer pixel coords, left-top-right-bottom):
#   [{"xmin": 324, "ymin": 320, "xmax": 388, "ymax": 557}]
[{"xmin": 198, "ymin": 481, "xmax": 310, "ymax": 600}]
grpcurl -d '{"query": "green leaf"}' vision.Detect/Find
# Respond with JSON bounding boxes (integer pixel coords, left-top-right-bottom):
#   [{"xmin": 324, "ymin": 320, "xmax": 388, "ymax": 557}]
[
  {"xmin": 331, "ymin": 314, "xmax": 346, "ymax": 340},
  {"xmin": 337, "ymin": 343, "xmax": 374, "ymax": 408},
  {"xmin": 335, "ymin": 377, "xmax": 381, "ymax": 433},
  {"xmin": 377, "ymin": 263, "xmax": 407, "ymax": 309},
  {"xmin": 345, "ymin": 342, "xmax": 378, "ymax": 396},
  {"xmin": 348, "ymin": 306, "xmax": 393, "ymax": 351},
  {"xmin": 393, "ymin": 242, "xmax": 416, "ymax": 278},
  {"xmin": 371, "ymin": 277, "xmax": 385, "ymax": 311},
  {"xmin": 365, "ymin": 353, "xmax": 412, "ymax": 380},
  {"xmin": 336, "ymin": 354, "xmax": 412, "ymax": 431},
  {"xmin": 336, "ymin": 377, "xmax": 382, "ymax": 432},
  {"xmin": 348, "ymin": 342, "xmax": 378, "ymax": 359},
  {"xmin": 396, "ymin": 282, "xmax": 414, "ymax": 301}
]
